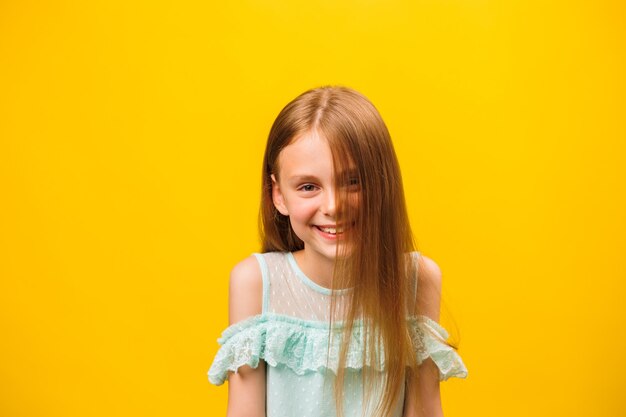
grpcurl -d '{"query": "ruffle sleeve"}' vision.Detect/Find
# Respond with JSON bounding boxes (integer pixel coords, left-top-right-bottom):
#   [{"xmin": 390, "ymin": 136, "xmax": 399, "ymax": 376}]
[
  {"xmin": 409, "ymin": 315, "xmax": 468, "ymax": 381},
  {"xmin": 208, "ymin": 314, "xmax": 373, "ymax": 385},
  {"xmin": 208, "ymin": 313, "xmax": 467, "ymax": 386},
  {"xmin": 208, "ymin": 315, "xmax": 267, "ymax": 385}
]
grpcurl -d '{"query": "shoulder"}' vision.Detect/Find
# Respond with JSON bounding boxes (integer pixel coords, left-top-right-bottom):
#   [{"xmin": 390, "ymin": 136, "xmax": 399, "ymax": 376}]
[
  {"xmin": 228, "ymin": 254, "xmax": 264, "ymax": 325},
  {"xmin": 417, "ymin": 254, "xmax": 442, "ymax": 290},
  {"xmin": 230, "ymin": 254, "xmax": 263, "ymax": 284},
  {"xmin": 415, "ymin": 253, "xmax": 443, "ymax": 321}
]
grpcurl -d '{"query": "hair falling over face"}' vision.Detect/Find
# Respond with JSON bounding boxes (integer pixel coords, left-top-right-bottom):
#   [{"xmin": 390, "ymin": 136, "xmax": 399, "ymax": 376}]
[{"xmin": 260, "ymin": 86, "xmax": 421, "ymax": 417}]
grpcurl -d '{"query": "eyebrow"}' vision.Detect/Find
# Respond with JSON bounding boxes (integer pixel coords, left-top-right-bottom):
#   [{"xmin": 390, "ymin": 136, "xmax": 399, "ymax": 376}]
[
  {"xmin": 287, "ymin": 175, "xmax": 319, "ymax": 185},
  {"xmin": 339, "ymin": 168, "xmax": 359, "ymax": 177},
  {"xmin": 287, "ymin": 170, "xmax": 359, "ymax": 184}
]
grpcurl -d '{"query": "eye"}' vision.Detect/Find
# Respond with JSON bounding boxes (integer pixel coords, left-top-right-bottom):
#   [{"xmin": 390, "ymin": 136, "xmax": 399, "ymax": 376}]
[
  {"xmin": 298, "ymin": 184, "xmax": 317, "ymax": 192},
  {"xmin": 346, "ymin": 177, "xmax": 360, "ymax": 189}
]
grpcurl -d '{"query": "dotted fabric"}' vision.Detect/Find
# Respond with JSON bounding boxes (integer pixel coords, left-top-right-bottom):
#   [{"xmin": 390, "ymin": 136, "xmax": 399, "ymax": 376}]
[
  {"xmin": 265, "ymin": 251, "xmax": 352, "ymax": 322},
  {"xmin": 208, "ymin": 251, "xmax": 468, "ymax": 417}
]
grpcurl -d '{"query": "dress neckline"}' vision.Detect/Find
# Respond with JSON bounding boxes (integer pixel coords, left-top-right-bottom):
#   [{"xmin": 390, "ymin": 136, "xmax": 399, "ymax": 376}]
[{"xmin": 285, "ymin": 252, "xmax": 353, "ymax": 295}]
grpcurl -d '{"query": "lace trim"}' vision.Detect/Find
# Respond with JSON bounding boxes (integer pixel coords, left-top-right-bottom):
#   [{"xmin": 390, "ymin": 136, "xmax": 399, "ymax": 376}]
[{"xmin": 207, "ymin": 313, "xmax": 467, "ymax": 385}]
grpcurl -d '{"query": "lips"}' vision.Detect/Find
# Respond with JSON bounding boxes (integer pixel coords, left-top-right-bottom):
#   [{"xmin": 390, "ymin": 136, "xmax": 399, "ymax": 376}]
[
  {"xmin": 313, "ymin": 222, "xmax": 355, "ymax": 236},
  {"xmin": 315, "ymin": 225, "xmax": 343, "ymax": 234},
  {"xmin": 314, "ymin": 226, "xmax": 342, "ymax": 240}
]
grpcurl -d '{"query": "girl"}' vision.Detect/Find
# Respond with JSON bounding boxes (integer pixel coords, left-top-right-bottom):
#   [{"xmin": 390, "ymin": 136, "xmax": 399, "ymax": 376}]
[{"xmin": 208, "ymin": 86, "xmax": 467, "ymax": 417}]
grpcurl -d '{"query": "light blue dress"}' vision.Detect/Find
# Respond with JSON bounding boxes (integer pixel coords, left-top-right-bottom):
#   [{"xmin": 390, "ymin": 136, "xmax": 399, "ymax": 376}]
[{"xmin": 208, "ymin": 251, "xmax": 467, "ymax": 417}]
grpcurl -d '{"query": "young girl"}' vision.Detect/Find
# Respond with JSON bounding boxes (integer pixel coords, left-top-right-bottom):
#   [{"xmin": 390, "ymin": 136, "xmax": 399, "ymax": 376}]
[{"xmin": 208, "ymin": 86, "xmax": 467, "ymax": 417}]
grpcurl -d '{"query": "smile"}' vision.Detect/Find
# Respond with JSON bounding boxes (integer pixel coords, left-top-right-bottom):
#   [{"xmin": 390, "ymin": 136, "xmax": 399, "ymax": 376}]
[
  {"xmin": 314, "ymin": 225, "xmax": 342, "ymax": 240},
  {"xmin": 313, "ymin": 222, "xmax": 355, "ymax": 239},
  {"xmin": 315, "ymin": 225, "xmax": 344, "ymax": 234}
]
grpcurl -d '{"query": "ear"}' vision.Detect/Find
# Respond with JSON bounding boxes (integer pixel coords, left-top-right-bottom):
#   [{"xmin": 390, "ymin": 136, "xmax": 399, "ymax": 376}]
[{"xmin": 271, "ymin": 174, "xmax": 289, "ymax": 216}]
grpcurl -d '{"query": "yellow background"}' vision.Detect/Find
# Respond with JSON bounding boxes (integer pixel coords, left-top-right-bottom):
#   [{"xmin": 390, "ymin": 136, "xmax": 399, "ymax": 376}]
[{"xmin": 1, "ymin": 0, "xmax": 624, "ymax": 416}]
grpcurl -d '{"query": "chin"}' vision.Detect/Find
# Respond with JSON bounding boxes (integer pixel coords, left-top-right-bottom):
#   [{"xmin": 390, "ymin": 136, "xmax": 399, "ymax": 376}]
[
  {"xmin": 330, "ymin": 241, "xmax": 353, "ymax": 258},
  {"xmin": 337, "ymin": 246, "xmax": 354, "ymax": 259}
]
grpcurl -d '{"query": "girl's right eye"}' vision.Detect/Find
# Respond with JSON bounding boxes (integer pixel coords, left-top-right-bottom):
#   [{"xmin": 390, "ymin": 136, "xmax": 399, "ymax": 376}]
[{"xmin": 299, "ymin": 184, "xmax": 317, "ymax": 192}]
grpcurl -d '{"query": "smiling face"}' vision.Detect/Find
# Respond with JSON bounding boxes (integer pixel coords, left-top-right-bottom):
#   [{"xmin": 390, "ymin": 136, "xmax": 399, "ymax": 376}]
[{"xmin": 271, "ymin": 130, "xmax": 360, "ymax": 263}]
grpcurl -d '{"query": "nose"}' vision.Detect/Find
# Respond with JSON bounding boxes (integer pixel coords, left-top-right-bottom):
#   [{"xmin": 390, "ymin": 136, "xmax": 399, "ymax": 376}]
[{"xmin": 320, "ymin": 189, "xmax": 336, "ymax": 217}]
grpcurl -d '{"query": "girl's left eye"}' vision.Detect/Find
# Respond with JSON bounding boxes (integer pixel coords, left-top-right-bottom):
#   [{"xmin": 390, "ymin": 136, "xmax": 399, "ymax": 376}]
[{"xmin": 343, "ymin": 177, "xmax": 360, "ymax": 189}]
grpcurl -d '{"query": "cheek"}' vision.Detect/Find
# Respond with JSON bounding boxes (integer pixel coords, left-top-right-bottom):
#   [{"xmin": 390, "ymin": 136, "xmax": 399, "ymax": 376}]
[
  {"xmin": 350, "ymin": 192, "xmax": 361, "ymax": 208},
  {"xmin": 343, "ymin": 192, "xmax": 361, "ymax": 217},
  {"xmin": 289, "ymin": 199, "xmax": 318, "ymax": 222}
]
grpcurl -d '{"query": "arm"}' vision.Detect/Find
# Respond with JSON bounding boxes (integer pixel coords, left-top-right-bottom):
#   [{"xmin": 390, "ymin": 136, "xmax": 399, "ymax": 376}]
[
  {"xmin": 225, "ymin": 256, "xmax": 266, "ymax": 417},
  {"xmin": 403, "ymin": 255, "xmax": 444, "ymax": 417}
]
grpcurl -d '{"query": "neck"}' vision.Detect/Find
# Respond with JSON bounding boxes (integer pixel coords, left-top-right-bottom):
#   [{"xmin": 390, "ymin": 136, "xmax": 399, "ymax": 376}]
[{"xmin": 293, "ymin": 248, "xmax": 336, "ymax": 289}]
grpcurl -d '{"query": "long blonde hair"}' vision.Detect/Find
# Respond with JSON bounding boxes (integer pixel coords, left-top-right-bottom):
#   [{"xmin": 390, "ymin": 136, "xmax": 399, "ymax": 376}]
[{"xmin": 260, "ymin": 86, "xmax": 420, "ymax": 417}]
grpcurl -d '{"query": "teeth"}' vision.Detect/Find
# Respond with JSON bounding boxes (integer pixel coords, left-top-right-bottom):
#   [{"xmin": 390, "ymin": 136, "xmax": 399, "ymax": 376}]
[{"xmin": 319, "ymin": 226, "xmax": 342, "ymax": 234}]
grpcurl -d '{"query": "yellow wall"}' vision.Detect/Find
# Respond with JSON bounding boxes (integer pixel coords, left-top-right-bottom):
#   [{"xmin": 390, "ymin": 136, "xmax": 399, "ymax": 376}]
[{"xmin": 1, "ymin": 1, "xmax": 624, "ymax": 416}]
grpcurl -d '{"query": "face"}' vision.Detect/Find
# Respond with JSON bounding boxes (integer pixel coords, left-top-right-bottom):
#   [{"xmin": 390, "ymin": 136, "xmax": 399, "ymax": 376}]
[{"xmin": 271, "ymin": 130, "xmax": 360, "ymax": 262}]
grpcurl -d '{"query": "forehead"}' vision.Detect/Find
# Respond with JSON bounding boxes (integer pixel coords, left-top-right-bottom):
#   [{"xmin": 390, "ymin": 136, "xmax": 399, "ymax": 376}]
[
  {"xmin": 277, "ymin": 131, "xmax": 333, "ymax": 178},
  {"xmin": 276, "ymin": 130, "xmax": 358, "ymax": 183}
]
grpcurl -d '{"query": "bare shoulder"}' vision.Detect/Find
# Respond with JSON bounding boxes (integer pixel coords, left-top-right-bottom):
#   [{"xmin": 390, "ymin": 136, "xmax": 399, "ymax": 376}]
[
  {"xmin": 417, "ymin": 254, "xmax": 443, "ymax": 290},
  {"xmin": 230, "ymin": 255, "xmax": 263, "ymax": 285},
  {"xmin": 228, "ymin": 255, "xmax": 264, "ymax": 325},
  {"xmin": 416, "ymin": 254, "xmax": 443, "ymax": 321}
]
